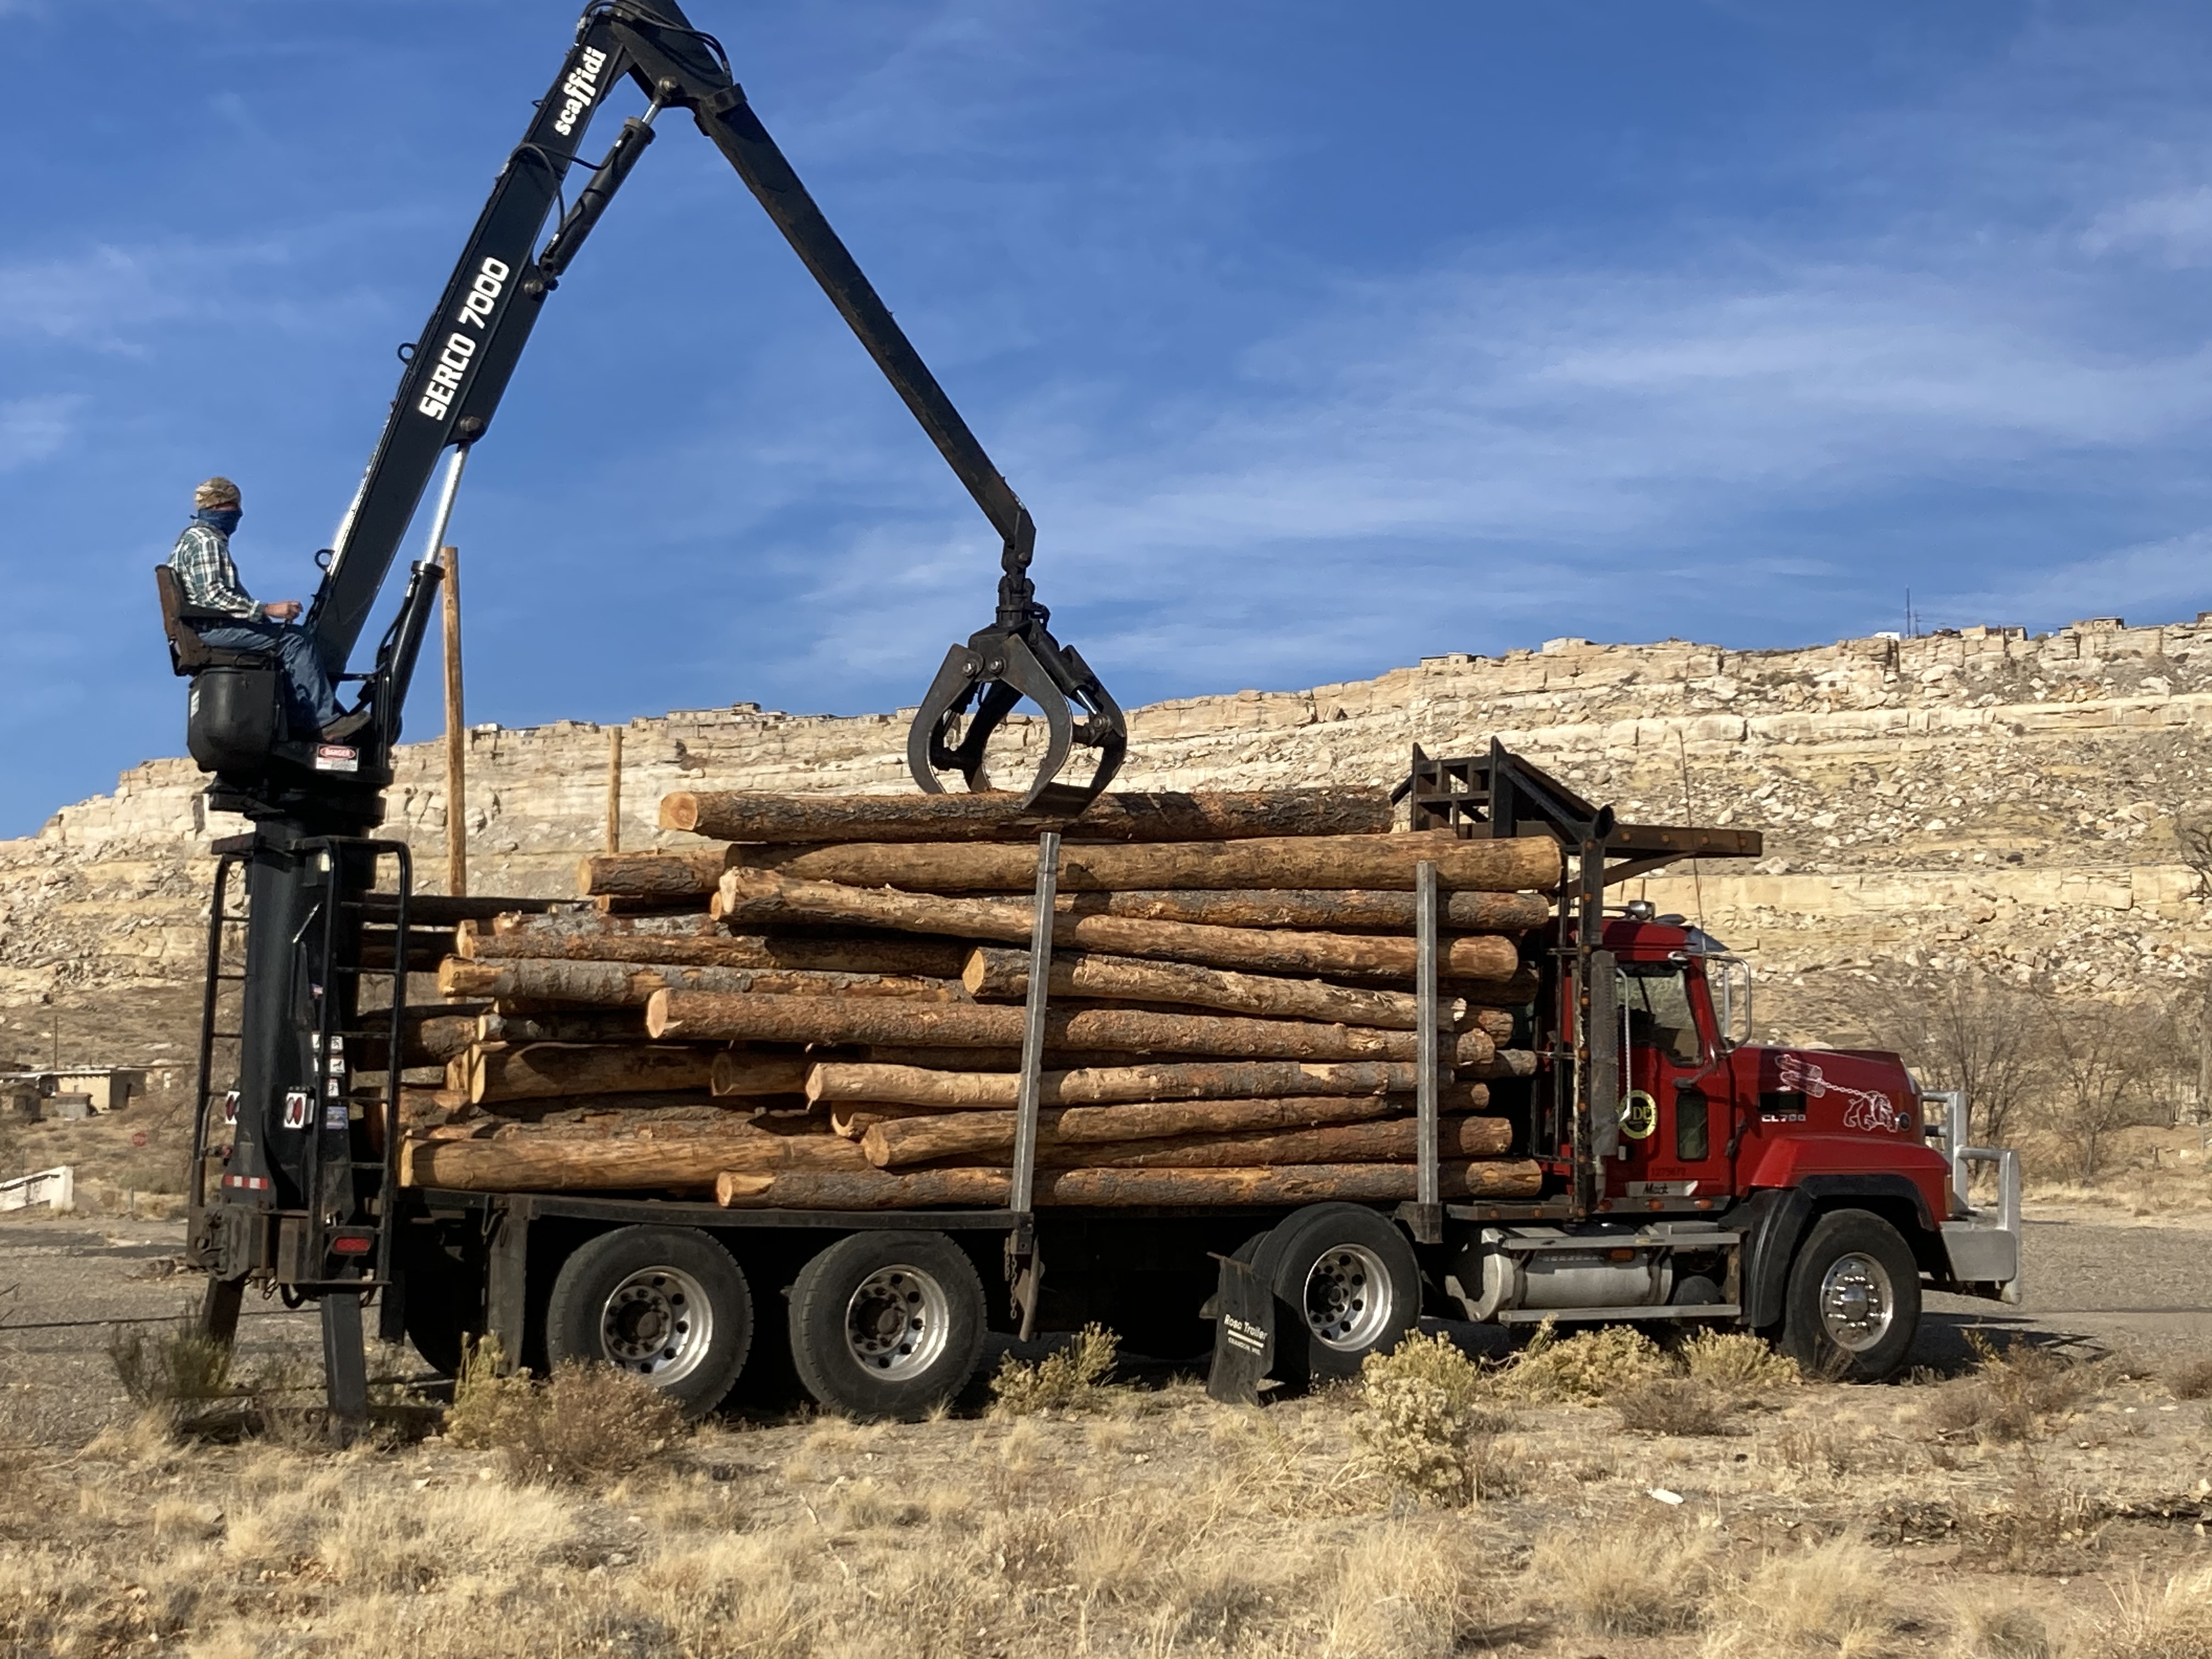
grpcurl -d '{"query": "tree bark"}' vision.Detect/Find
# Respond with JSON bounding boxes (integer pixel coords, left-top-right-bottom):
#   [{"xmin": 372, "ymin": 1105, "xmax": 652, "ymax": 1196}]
[
  {"xmin": 478, "ymin": 1009, "xmax": 650, "ymax": 1045},
  {"xmin": 716, "ymin": 1159, "xmax": 1543, "ymax": 1209},
  {"xmin": 804, "ymin": 1058, "xmax": 1494, "ymax": 1108},
  {"xmin": 961, "ymin": 946, "xmax": 1462, "ymax": 1031},
  {"xmin": 718, "ymin": 871, "xmax": 1523, "ymax": 981},
  {"xmin": 1469, "ymin": 1049, "xmax": 1538, "ymax": 1080},
  {"xmin": 863, "ymin": 1108, "xmax": 1510, "ymax": 1168},
  {"xmin": 732, "ymin": 830, "xmax": 1560, "ymax": 894},
  {"xmin": 577, "ymin": 849, "xmax": 732, "ymax": 898},
  {"xmin": 460, "ymin": 1088, "xmax": 739, "ymax": 1122},
  {"xmin": 660, "ymin": 787, "xmax": 1393, "ymax": 844},
  {"xmin": 438, "ymin": 956, "xmax": 968, "ymax": 1007},
  {"xmin": 708, "ymin": 1050, "xmax": 820, "ymax": 1098},
  {"xmin": 492, "ymin": 910, "xmax": 724, "ymax": 939},
  {"xmin": 1055, "ymin": 889, "xmax": 1550, "ymax": 931},
  {"xmin": 351, "ymin": 1014, "xmax": 477, "ymax": 1071},
  {"xmin": 405, "ymin": 1125, "xmax": 867, "ymax": 1192},
  {"xmin": 458, "ymin": 921, "xmax": 967, "ymax": 980},
  {"xmin": 650, "ymin": 991, "xmax": 1496, "ymax": 1065},
  {"xmin": 467, "ymin": 1042, "xmax": 720, "ymax": 1104}
]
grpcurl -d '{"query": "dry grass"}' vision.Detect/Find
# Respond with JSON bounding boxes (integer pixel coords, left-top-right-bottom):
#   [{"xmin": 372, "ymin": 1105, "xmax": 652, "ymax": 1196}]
[
  {"xmin": 1613, "ymin": 1377, "xmax": 1734, "ymax": 1436},
  {"xmin": 106, "ymin": 1314, "xmax": 232, "ymax": 1418},
  {"xmin": 1949, "ymin": 1594, "xmax": 2062, "ymax": 1659},
  {"xmin": 989, "ymin": 1323, "xmax": 1120, "ymax": 1415},
  {"xmin": 2082, "ymin": 1566, "xmax": 2212, "ymax": 1658},
  {"xmin": 2166, "ymin": 1354, "xmax": 2212, "ymax": 1401},
  {"xmin": 1528, "ymin": 1522, "xmax": 1714, "ymax": 1635},
  {"xmin": 1680, "ymin": 1327, "xmax": 1803, "ymax": 1394},
  {"xmin": 442, "ymin": 1336, "xmax": 685, "ymax": 1485},
  {"xmin": 1923, "ymin": 1335, "xmax": 2101, "ymax": 1443},
  {"xmin": 1701, "ymin": 1536, "xmax": 1900, "ymax": 1655}
]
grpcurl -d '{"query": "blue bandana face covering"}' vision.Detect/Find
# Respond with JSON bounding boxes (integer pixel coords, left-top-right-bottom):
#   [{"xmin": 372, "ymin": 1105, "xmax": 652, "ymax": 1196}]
[{"xmin": 195, "ymin": 506, "xmax": 242, "ymax": 535}]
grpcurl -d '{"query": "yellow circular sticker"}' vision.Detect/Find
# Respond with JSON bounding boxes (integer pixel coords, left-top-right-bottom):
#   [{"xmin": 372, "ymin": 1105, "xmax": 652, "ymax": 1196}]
[{"xmin": 1620, "ymin": 1091, "xmax": 1658, "ymax": 1140}]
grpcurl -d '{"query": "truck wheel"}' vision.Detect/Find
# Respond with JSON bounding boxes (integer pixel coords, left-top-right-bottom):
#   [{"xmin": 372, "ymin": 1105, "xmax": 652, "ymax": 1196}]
[
  {"xmin": 544, "ymin": 1227, "xmax": 753, "ymax": 1418},
  {"xmin": 1257, "ymin": 1204, "xmax": 1421, "ymax": 1386},
  {"xmin": 1781, "ymin": 1209, "xmax": 1920, "ymax": 1381},
  {"xmin": 788, "ymin": 1231, "xmax": 985, "ymax": 1421}
]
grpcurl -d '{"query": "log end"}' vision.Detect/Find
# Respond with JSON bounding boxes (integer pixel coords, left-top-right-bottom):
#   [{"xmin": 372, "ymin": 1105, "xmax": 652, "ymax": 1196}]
[
  {"xmin": 644, "ymin": 988, "xmax": 676, "ymax": 1040},
  {"xmin": 715, "ymin": 1170, "xmax": 777, "ymax": 1206},
  {"xmin": 659, "ymin": 792, "xmax": 703, "ymax": 833}
]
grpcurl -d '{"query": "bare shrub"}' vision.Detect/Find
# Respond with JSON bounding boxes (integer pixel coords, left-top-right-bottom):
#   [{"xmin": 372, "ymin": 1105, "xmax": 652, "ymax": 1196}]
[
  {"xmin": 443, "ymin": 1337, "xmax": 685, "ymax": 1485},
  {"xmin": 1841, "ymin": 966, "xmax": 2042, "ymax": 1146},
  {"xmin": 1678, "ymin": 1328, "xmax": 1798, "ymax": 1395},
  {"xmin": 2081, "ymin": 1565, "xmax": 2212, "ymax": 1659},
  {"xmin": 1527, "ymin": 1522, "xmax": 1712, "ymax": 1635},
  {"xmin": 1927, "ymin": 1336, "xmax": 2099, "ymax": 1443},
  {"xmin": 990, "ymin": 1324, "xmax": 1119, "ymax": 1416},
  {"xmin": 2035, "ymin": 995, "xmax": 2163, "ymax": 1182},
  {"xmin": 1493, "ymin": 1321, "xmax": 1672, "ymax": 1403},
  {"xmin": 1948, "ymin": 1595, "xmax": 2059, "ymax": 1659},
  {"xmin": 2166, "ymin": 1355, "xmax": 2212, "ymax": 1402},
  {"xmin": 1351, "ymin": 1331, "xmax": 1513, "ymax": 1505},
  {"xmin": 1774, "ymin": 1424, "xmax": 1852, "ymax": 1479},
  {"xmin": 107, "ymin": 1315, "xmax": 232, "ymax": 1417},
  {"xmin": 1613, "ymin": 1378, "xmax": 1731, "ymax": 1436}
]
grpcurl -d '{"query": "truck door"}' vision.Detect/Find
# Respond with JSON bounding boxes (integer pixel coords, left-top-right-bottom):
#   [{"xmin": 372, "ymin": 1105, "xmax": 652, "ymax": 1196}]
[{"xmin": 1610, "ymin": 959, "xmax": 1736, "ymax": 1204}]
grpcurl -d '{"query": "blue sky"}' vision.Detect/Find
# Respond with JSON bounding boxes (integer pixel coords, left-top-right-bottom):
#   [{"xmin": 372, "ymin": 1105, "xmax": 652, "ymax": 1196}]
[{"xmin": 7, "ymin": 1, "xmax": 2212, "ymax": 834}]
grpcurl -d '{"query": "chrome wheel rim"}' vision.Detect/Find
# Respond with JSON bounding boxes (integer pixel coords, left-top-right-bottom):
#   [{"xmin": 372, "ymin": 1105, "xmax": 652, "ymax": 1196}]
[
  {"xmin": 1818, "ymin": 1252, "xmax": 1894, "ymax": 1352},
  {"xmin": 600, "ymin": 1266, "xmax": 713, "ymax": 1383},
  {"xmin": 845, "ymin": 1265, "xmax": 951, "ymax": 1380},
  {"xmin": 1304, "ymin": 1244, "xmax": 1393, "ymax": 1352}
]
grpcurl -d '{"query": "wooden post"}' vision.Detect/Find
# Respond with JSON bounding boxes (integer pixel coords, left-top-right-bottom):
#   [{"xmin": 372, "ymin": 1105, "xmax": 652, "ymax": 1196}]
[
  {"xmin": 440, "ymin": 544, "xmax": 466, "ymax": 899},
  {"xmin": 605, "ymin": 727, "xmax": 624, "ymax": 854}
]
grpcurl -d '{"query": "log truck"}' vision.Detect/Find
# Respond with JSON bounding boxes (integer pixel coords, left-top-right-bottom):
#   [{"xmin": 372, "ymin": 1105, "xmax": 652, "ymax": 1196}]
[{"xmin": 160, "ymin": 3, "xmax": 2021, "ymax": 1425}]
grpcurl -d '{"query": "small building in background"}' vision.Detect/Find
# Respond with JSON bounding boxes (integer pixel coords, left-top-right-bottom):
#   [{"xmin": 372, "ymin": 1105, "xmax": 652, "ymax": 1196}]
[{"xmin": 0, "ymin": 1068, "xmax": 147, "ymax": 1117}]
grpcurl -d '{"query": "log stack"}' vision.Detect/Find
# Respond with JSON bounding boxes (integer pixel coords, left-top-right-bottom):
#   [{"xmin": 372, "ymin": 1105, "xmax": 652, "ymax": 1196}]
[{"xmin": 398, "ymin": 787, "xmax": 1556, "ymax": 1209}]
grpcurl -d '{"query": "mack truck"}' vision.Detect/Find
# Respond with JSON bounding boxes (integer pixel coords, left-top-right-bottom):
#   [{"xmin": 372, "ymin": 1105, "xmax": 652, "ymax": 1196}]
[{"xmin": 161, "ymin": 0, "xmax": 2020, "ymax": 1423}]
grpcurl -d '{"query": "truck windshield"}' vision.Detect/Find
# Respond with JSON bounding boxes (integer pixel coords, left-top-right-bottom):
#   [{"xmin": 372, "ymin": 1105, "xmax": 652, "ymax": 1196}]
[{"xmin": 1620, "ymin": 962, "xmax": 1702, "ymax": 1065}]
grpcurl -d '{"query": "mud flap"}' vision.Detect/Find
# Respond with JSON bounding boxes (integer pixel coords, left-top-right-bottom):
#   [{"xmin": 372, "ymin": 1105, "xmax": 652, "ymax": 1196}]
[{"xmin": 1204, "ymin": 1251, "xmax": 1276, "ymax": 1405}]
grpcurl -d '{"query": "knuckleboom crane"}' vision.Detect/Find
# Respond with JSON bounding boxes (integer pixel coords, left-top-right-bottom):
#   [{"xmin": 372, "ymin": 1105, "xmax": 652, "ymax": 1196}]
[{"xmin": 168, "ymin": 0, "xmax": 1124, "ymax": 1423}]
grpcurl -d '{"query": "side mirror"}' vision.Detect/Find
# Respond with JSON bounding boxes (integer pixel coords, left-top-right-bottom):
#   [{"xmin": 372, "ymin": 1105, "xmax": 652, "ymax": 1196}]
[{"xmin": 1709, "ymin": 957, "xmax": 1753, "ymax": 1047}]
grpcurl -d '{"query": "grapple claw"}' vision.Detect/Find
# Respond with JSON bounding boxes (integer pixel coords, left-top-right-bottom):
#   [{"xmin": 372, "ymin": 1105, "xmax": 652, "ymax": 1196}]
[{"xmin": 907, "ymin": 620, "xmax": 1126, "ymax": 813}]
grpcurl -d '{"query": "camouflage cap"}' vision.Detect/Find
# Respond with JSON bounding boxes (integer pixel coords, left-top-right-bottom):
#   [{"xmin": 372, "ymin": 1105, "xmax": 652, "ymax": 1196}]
[{"xmin": 193, "ymin": 476, "xmax": 242, "ymax": 508}]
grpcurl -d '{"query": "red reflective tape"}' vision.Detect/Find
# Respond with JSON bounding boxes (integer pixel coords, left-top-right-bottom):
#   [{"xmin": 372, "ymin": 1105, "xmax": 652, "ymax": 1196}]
[
  {"xmin": 330, "ymin": 1236, "xmax": 373, "ymax": 1255},
  {"xmin": 222, "ymin": 1175, "xmax": 271, "ymax": 1191}
]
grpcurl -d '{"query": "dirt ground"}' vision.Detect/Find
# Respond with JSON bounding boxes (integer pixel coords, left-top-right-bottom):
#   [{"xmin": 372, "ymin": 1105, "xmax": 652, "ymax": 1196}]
[{"xmin": 1, "ymin": 1194, "xmax": 2208, "ymax": 1658}]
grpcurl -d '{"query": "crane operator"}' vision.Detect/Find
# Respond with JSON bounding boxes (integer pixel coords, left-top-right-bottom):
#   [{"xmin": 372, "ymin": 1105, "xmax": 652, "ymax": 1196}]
[{"xmin": 168, "ymin": 477, "xmax": 369, "ymax": 744}]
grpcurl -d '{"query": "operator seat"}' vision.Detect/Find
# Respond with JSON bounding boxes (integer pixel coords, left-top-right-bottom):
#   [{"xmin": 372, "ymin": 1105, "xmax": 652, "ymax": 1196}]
[{"xmin": 155, "ymin": 566, "xmax": 273, "ymax": 676}]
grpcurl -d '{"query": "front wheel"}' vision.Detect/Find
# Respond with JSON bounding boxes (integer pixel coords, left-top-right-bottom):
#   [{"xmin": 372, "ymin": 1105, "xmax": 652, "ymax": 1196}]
[
  {"xmin": 1780, "ymin": 1209, "xmax": 1920, "ymax": 1381},
  {"xmin": 788, "ymin": 1231, "xmax": 986, "ymax": 1420},
  {"xmin": 544, "ymin": 1227, "xmax": 753, "ymax": 1417},
  {"xmin": 1256, "ymin": 1204, "xmax": 1421, "ymax": 1387}
]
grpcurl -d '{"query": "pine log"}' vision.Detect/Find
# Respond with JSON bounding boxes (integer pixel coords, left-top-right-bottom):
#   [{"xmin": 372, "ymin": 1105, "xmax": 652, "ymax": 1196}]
[
  {"xmin": 357, "ymin": 928, "xmax": 451, "ymax": 974},
  {"xmin": 709, "ymin": 1050, "xmax": 825, "ymax": 1098},
  {"xmin": 830, "ymin": 1094, "xmax": 1429, "ymax": 1142},
  {"xmin": 1457, "ymin": 970, "xmax": 1541, "ymax": 1008},
  {"xmin": 458, "ymin": 921, "xmax": 967, "ymax": 979},
  {"xmin": 438, "ymin": 956, "xmax": 967, "ymax": 1007},
  {"xmin": 660, "ymin": 787, "xmax": 1393, "ymax": 844},
  {"xmin": 1052, "ymin": 888, "xmax": 1553, "ymax": 932},
  {"xmin": 493, "ymin": 911, "xmax": 724, "ymax": 938},
  {"xmin": 733, "ymin": 830, "xmax": 1559, "ymax": 894},
  {"xmin": 715, "ymin": 1160, "xmax": 1544, "ymax": 1209},
  {"xmin": 461, "ymin": 1088, "xmax": 729, "ymax": 1122},
  {"xmin": 352, "ymin": 1014, "xmax": 478, "ymax": 1071},
  {"xmin": 468, "ymin": 1042, "xmax": 720, "ymax": 1104},
  {"xmin": 359, "ymin": 893, "xmax": 563, "ymax": 925},
  {"xmin": 718, "ymin": 871, "xmax": 1522, "ymax": 981},
  {"xmin": 962, "ymin": 946, "xmax": 1460, "ymax": 1031},
  {"xmin": 1470, "ymin": 1049, "xmax": 1538, "ymax": 1080},
  {"xmin": 1469, "ymin": 1008, "xmax": 1515, "ymax": 1042},
  {"xmin": 806, "ymin": 1058, "xmax": 1488, "ymax": 1108},
  {"xmin": 864, "ymin": 1108, "xmax": 1511, "ymax": 1169},
  {"xmin": 479, "ymin": 1010, "xmax": 649, "ymax": 1045},
  {"xmin": 651, "ymin": 992, "xmax": 1496, "ymax": 1066},
  {"xmin": 578, "ymin": 849, "xmax": 731, "ymax": 898},
  {"xmin": 404, "ymin": 1125, "xmax": 867, "ymax": 1192}
]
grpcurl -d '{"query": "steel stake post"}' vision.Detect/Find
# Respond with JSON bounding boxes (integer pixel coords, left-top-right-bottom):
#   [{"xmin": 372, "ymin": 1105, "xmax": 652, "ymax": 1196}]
[{"xmin": 1414, "ymin": 859, "xmax": 1442, "ymax": 1239}]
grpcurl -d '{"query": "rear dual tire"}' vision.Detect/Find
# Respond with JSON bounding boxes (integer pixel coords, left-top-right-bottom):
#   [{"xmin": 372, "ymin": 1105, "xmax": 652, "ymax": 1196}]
[
  {"xmin": 788, "ymin": 1231, "xmax": 987, "ymax": 1421},
  {"xmin": 545, "ymin": 1226, "xmax": 754, "ymax": 1418}
]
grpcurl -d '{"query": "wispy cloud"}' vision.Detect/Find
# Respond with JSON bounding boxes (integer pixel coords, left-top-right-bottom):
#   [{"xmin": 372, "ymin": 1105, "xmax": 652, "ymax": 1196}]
[{"xmin": 0, "ymin": 395, "xmax": 83, "ymax": 470}]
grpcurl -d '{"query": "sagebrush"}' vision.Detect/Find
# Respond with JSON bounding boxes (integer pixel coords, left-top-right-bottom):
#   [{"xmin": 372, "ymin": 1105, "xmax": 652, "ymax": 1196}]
[
  {"xmin": 443, "ymin": 1337, "xmax": 684, "ymax": 1484},
  {"xmin": 1352, "ymin": 1331, "xmax": 1512, "ymax": 1505},
  {"xmin": 107, "ymin": 1316, "xmax": 232, "ymax": 1417},
  {"xmin": 991, "ymin": 1324, "xmax": 1119, "ymax": 1415},
  {"xmin": 1491, "ymin": 1321, "xmax": 1672, "ymax": 1402}
]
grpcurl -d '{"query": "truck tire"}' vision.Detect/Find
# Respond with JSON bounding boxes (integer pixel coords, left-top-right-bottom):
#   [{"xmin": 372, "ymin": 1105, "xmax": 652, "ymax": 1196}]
[
  {"xmin": 1256, "ymin": 1204, "xmax": 1421, "ymax": 1386},
  {"xmin": 544, "ymin": 1227, "xmax": 753, "ymax": 1418},
  {"xmin": 1780, "ymin": 1209, "xmax": 1920, "ymax": 1381},
  {"xmin": 787, "ymin": 1231, "xmax": 985, "ymax": 1421}
]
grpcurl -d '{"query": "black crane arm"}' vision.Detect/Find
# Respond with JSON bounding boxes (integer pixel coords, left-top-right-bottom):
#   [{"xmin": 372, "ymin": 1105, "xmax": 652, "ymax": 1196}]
[{"xmin": 302, "ymin": 0, "xmax": 1122, "ymax": 811}]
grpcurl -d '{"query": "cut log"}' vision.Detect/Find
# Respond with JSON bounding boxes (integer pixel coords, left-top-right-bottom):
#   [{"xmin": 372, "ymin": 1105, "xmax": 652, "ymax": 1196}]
[
  {"xmin": 832, "ymin": 1094, "xmax": 1419, "ymax": 1142},
  {"xmin": 357, "ymin": 928, "xmax": 452, "ymax": 975},
  {"xmin": 458, "ymin": 921, "xmax": 967, "ymax": 979},
  {"xmin": 864, "ymin": 1108, "xmax": 1511, "ymax": 1169},
  {"xmin": 577, "ymin": 849, "xmax": 732, "ymax": 898},
  {"xmin": 715, "ymin": 1159, "xmax": 1544, "ymax": 1209},
  {"xmin": 404, "ymin": 1124, "xmax": 867, "ymax": 1192},
  {"xmin": 358, "ymin": 893, "xmax": 563, "ymax": 925},
  {"xmin": 479, "ymin": 1009, "xmax": 649, "ymax": 1045},
  {"xmin": 709, "ymin": 1050, "xmax": 822, "ymax": 1098},
  {"xmin": 1052, "ymin": 888, "xmax": 1553, "ymax": 932},
  {"xmin": 1457, "ymin": 970, "xmax": 1541, "ymax": 1008},
  {"xmin": 805, "ymin": 1058, "xmax": 1494, "ymax": 1109},
  {"xmin": 351, "ymin": 1014, "xmax": 478, "ymax": 1071},
  {"xmin": 469, "ymin": 1042, "xmax": 720, "ymax": 1105},
  {"xmin": 650, "ymin": 992, "xmax": 1496, "ymax": 1066},
  {"xmin": 659, "ymin": 787, "xmax": 1393, "ymax": 844},
  {"xmin": 733, "ymin": 830, "xmax": 1560, "ymax": 894},
  {"xmin": 438, "ymin": 956, "xmax": 967, "ymax": 1007},
  {"xmin": 961, "ymin": 946, "xmax": 1460, "ymax": 1031},
  {"xmin": 493, "ymin": 911, "xmax": 723, "ymax": 938},
  {"xmin": 718, "ymin": 871, "xmax": 1523, "ymax": 981},
  {"xmin": 459, "ymin": 1088, "xmax": 729, "ymax": 1122},
  {"xmin": 1469, "ymin": 1008, "xmax": 1515, "ymax": 1042},
  {"xmin": 1469, "ymin": 1049, "xmax": 1538, "ymax": 1080}
]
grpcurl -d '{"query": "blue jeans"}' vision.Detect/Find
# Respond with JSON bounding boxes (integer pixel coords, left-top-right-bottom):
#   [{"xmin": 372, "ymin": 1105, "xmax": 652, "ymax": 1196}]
[{"xmin": 196, "ymin": 620, "xmax": 342, "ymax": 732}]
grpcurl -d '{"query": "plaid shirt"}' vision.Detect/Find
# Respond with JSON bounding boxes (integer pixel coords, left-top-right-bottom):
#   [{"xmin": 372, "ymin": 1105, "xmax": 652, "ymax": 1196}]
[{"xmin": 169, "ymin": 523, "xmax": 261, "ymax": 620}]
